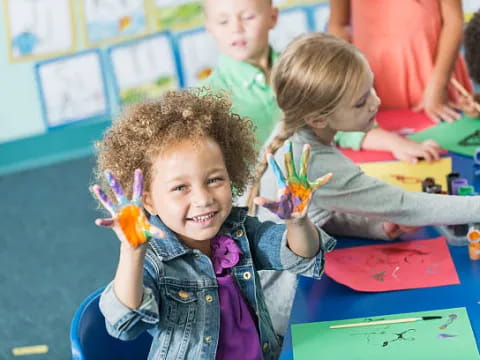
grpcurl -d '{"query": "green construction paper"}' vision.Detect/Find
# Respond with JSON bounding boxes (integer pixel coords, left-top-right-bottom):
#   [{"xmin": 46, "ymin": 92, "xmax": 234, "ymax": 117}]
[
  {"xmin": 292, "ymin": 307, "xmax": 480, "ymax": 360},
  {"xmin": 408, "ymin": 115, "xmax": 480, "ymax": 157}
]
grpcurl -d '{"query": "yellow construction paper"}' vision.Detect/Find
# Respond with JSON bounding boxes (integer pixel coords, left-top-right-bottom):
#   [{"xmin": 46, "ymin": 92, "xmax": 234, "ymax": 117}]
[{"xmin": 359, "ymin": 157, "xmax": 452, "ymax": 192}]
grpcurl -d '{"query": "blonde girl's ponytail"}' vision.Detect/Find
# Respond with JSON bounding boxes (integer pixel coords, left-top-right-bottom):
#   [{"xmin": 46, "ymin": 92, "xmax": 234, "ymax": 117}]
[{"xmin": 247, "ymin": 125, "xmax": 295, "ymax": 216}]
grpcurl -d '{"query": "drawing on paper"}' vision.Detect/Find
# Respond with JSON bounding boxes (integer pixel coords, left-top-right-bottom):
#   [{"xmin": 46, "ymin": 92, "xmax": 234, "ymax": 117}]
[
  {"xmin": 109, "ymin": 34, "xmax": 178, "ymax": 105},
  {"xmin": 83, "ymin": 0, "xmax": 147, "ymax": 44},
  {"xmin": 5, "ymin": 0, "xmax": 74, "ymax": 61},
  {"xmin": 36, "ymin": 51, "xmax": 108, "ymax": 127}
]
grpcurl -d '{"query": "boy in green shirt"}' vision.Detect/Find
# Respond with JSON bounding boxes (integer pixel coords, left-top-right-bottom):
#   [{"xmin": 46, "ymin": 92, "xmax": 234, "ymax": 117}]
[{"xmin": 201, "ymin": 0, "xmax": 442, "ymax": 161}]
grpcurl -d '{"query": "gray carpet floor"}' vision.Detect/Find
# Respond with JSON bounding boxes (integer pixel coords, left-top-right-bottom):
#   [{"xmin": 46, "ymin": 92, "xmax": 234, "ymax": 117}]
[{"xmin": 0, "ymin": 156, "xmax": 118, "ymax": 360}]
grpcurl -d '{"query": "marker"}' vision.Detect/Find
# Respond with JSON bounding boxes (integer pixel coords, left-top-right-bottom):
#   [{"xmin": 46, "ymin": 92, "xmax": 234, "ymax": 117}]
[{"xmin": 329, "ymin": 316, "xmax": 442, "ymax": 329}]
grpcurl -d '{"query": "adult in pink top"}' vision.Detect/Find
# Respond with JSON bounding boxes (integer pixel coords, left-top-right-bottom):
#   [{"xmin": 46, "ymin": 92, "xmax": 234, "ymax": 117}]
[{"xmin": 329, "ymin": 0, "xmax": 473, "ymax": 123}]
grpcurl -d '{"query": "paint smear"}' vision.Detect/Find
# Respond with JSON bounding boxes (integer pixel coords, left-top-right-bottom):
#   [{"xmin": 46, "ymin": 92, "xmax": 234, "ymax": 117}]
[
  {"xmin": 372, "ymin": 270, "xmax": 386, "ymax": 282},
  {"xmin": 439, "ymin": 314, "xmax": 458, "ymax": 330},
  {"xmin": 437, "ymin": 333, "xmax": 457, "ymax": 338},
  {"xmin": 392, "ymin": 266, "xmax": 400, "ymax": 279}
]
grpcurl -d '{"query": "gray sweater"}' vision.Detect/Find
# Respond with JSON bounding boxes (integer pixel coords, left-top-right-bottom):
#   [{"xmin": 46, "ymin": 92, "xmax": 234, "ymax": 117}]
[{"xmin": 258, "ymin": 127, "xmax": 480, "ymax": 239}]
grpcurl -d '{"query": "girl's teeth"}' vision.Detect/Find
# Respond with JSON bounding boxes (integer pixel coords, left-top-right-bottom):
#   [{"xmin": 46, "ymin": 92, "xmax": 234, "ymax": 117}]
[{"xmin": 192, "ymin": 213, "xmax": 214, "ymax": 222}]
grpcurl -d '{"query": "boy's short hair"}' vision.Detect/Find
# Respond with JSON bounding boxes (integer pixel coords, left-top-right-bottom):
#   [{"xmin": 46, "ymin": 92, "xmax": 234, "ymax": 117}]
[
  {"xmin": 94, "ymin": 89, "xmax": 258, "ymax": 200},
  {"xmin": 465, "ymin": 11, "xmax": 480, "ymax": 84}
]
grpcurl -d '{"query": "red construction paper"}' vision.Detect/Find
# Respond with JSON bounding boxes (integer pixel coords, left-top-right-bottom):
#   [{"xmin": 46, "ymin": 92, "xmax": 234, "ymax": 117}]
[
  {"xmin": 341, "ymin": 109, "xmax": 436, "ymax": 163},
  {"xmin": 324, "ymin": 237, "xmax": 459, "ymax": 292}
]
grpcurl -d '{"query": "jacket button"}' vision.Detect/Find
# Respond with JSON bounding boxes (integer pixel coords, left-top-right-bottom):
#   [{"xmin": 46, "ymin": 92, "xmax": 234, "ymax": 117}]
[
  {"xmin": 178, "ymin": 290, "xmax": 189, "ymax": 299},
  {"xmin": 243, "ymin": 271, "xmax": 251, "ymax": 280},
  {"xmin": 263, "ymin": 342, "xmax": 269, "ymax": 352},
  {"xmin": 205, "ymin": 295, "xmax": 213, "ymax": 302},
  {"xmin": 193, "ymin": 253, "xmax": 200, "ymax": 258},
  {"xmin": 204, "ymin": 336, "xmax": 212, "ymax": 344},
  {"xmin": 235, "ymin": 229, "xmax": 244, "ymax": 237}
]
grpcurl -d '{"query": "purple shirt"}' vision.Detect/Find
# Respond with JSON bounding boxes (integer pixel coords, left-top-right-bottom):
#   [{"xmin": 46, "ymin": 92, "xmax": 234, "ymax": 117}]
[{"xmin": 211, "ymin": 235, "xmax": 263, "ymax": 360}]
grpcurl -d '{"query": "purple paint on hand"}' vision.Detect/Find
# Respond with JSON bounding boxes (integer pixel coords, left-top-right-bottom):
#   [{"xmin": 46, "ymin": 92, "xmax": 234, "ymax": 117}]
[
  {"xmin": 132, "ymin": 169, "xmax": 143, "ymax": 202},
  {"xmin": 94, "ymin": 186, "xmax": 113, "ymax": 209},
  {"xmin": 263, "ymin": 191, "xmax": 302, "ymax": 219},
  {"xmin": 105, "ymin": 170, "xmax": 125, "ymax": 199}
]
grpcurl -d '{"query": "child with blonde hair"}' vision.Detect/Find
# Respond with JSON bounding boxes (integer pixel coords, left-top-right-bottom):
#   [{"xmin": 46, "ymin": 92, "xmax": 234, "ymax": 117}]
[
  {"xmin": 92, "ymin": 89, "xmax": 334, "ymax": 359},
  {"xmin": 201, "ymin": 0, "xmax": 441, "ymax": 163},
  {"xmin": 248, "ymin": 33, "xmax": 480, "ymax": 338}
]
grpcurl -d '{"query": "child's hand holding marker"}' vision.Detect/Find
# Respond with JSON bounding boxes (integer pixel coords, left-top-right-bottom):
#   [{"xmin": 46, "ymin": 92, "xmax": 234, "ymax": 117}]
[
  {"xmin": 254, "ymin": 141, "xmax": 332, "ymax": 221},
  {"xmin": 91, "ymin": 169, "xmax": 164, "ymax": 248}
]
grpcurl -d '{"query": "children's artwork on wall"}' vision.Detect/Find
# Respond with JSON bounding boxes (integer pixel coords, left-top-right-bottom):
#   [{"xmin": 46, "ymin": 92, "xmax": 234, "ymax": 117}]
[
  {"xmin": 324, "ymin": 237, "xmax": 459, "ymax": 292},
  {"xmin": 176, "ymin": 28, "xmax": 219, "ymax": 88},
  {"xmin": 149, "ymin": 0, "xmax": 203, "ymax": 31},
  {"xmin": 35, "ymin": 50, "xmax": 109, "ymax": 128},
  {"xmin": 409, "ymin": 115, "xmax": 480, "ymax": 157},
  {"xmin": 292, "ymin": 307, "xmax": 479, "ymax": 360},
  {"xmin": 80, "ymin": 0, "xmax": 147, "ymax": 46},
  {"xmin": 270, "ymin": 8, "xmax": 311, "ymax": 52},
  {"xmin": 312, "ymin": 3, "xmax": 330, "ymax": 32},
  {"xmin": 3, "ymin": 0, "xmax": 75, "ymax": 62},
  {"xmin": 291, "ymin": 0, "xmax": 328, "ymax": 5},
  {"xmin": 358, "ymin": 157, "xmax": 451, "ymax": 192},
  {"xmin": 273, "ymin": 0, "xmax": 294, "ymax": 9},
  {"xmin": 108, "ymin": 33, "xmax": 179, "ymax": 105}
]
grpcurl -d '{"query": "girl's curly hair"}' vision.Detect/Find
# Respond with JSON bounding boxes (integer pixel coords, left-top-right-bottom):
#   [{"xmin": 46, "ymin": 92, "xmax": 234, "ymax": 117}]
[
  {"xmin": 94, "ymin": 89, "xmax": 258, "ymax": 201},
  {"xmin": 465, "ymin": 11, "xmax": 480, "ymax": 84}
]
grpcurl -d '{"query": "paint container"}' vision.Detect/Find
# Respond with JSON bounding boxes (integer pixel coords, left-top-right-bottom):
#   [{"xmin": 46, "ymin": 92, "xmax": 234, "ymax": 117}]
[
  {"xmin": 446, "ymin": 172, "xmax": 460, "ymax": 194},
  {"xmin": 435, "ymin": 225, "xmax": 469, "ymax": 246},
  {"xmin": 457, "ymin": 185, "xmax": 475, "ymax": 196},
  {"xmin": 425, "ymin": 184, "xmax": 442, "ymax": 194},
  {"xmin": 467, "ymin": 227, "xmax": 480, "ymax": 260},
  {"xmin": 422, "ymin": 177, "xmax": 435, "ymax": 192},
  {"xmin": 451, "ymin": 178, "xmax": 468, "ymax": 195}
]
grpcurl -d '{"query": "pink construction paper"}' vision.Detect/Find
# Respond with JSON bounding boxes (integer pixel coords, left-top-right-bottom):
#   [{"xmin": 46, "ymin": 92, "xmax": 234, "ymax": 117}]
[
  {"xmin": 341, "ymin": 109, "xmax": 437, "ymax": 163},
  {"xmin": 324, "ymin": 237, "xmax": 460, "ymax": 292}
]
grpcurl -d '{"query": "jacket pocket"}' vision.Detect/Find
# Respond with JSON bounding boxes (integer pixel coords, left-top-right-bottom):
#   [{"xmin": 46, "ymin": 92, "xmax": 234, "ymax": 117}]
[{"xmin": 163, "ymin": 286, "xmax": 198, "ymax": 326}]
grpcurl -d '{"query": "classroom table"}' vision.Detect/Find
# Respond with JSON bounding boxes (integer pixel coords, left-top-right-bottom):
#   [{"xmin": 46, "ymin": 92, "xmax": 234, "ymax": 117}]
[{"xmin": 280, "ymin": 153, "xmax": 480, "ymax": 359}]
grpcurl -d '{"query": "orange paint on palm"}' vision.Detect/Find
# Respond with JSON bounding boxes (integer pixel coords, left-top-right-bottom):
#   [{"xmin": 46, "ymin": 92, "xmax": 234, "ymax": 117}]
[
  {"xmin": 118, "ymin": 204, "xmax": 150, "ymax": 247},
  {"xmin": 289, "ymin": 184, "xmax": 311, "ymax": 213}
]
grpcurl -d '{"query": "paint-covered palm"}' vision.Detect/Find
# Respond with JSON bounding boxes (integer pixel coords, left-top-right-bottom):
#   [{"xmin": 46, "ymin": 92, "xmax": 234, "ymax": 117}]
[
  {"xmin": 91, "ymin": 169, "xmax": 164, "ymax": 248},
  {"xmin": 255, "ymin": 142, "xmax": 332, "ymax": 220}
]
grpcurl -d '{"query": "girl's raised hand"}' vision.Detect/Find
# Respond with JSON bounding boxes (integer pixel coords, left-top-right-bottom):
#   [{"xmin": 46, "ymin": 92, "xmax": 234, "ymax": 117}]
[
  {"xmin": 254, "ymin": 142, "xmax": 332, "ymax": 220},
  {"xmin": 91, "ymin": 169, "xmax": 164, "ymax": 248}
]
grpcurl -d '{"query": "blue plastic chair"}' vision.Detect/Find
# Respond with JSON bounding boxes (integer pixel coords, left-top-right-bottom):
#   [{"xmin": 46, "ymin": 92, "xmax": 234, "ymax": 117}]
[{"xmin": 70, "ymin": 287, "xmax": 152, "ymax": 360}]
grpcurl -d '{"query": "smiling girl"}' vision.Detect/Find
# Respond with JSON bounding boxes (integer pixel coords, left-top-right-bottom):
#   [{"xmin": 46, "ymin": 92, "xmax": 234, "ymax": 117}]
[{"xmin": 92, "ymin": 89, "xmax": 334, "ymax": 359}]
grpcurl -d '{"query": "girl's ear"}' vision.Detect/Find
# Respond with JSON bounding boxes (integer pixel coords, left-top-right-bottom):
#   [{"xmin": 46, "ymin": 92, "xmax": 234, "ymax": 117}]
[
  {"xmin": 304, "ymin": 114, "xmax": 328, "ymax": 129},
  {"xmin": 142, "ymin": 191, "xmax": 156, "ymax": 216},
  {"xmin": 270, "ymin": 7, "xmax": 279, "ymax": 29}
]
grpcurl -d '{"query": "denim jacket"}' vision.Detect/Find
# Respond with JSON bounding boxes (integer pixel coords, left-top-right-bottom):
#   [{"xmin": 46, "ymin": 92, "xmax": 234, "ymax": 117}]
[{"xmin": 99, "ymin": 207, "xmax": 335, "ymax": 359}]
